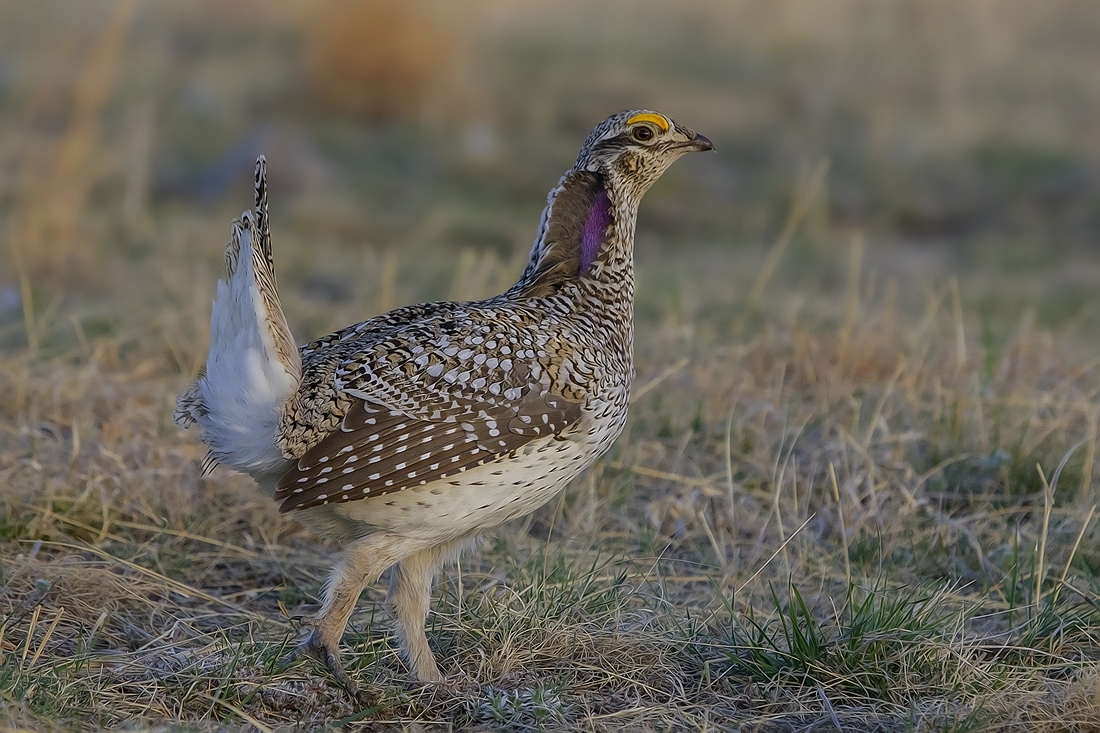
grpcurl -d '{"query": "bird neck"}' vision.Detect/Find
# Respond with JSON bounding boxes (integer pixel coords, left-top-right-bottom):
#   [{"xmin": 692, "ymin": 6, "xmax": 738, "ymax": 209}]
[{"xmin": 511, "ymin": 169, "xmax": 639, "ymax": 300}]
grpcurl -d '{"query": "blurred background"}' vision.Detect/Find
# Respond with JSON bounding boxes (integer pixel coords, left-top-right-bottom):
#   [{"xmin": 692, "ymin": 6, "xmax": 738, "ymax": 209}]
[
  {"xmin": 1, "ymin": 0, "xmax": 1100, "ymax": 358},
  {"xmin": 7, "ymin": 3, "xmax": 1100, "ymax": 724}
]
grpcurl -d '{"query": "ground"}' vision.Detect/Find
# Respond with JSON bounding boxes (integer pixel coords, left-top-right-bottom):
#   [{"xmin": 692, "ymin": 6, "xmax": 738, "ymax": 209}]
[{"xmin": 4, "ymin": 1, "xmax": 1100, "ymax": 730}]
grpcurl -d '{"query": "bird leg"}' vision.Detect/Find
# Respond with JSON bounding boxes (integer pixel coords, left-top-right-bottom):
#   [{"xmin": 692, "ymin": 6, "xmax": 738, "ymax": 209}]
[
  {"xmin": 387, "ymin": 536, "xmax": 476, "ymax": 683},
  {"xmin": 282, "ymin": 533, "xmax": 416, "ymax": 700},
  {"xmin": 388, "ymin": 545, "xmax": 444, "ymax": 682},
  {"xmin": 388, "ymin": 548, "xmax": 443, "ymax": 683}
]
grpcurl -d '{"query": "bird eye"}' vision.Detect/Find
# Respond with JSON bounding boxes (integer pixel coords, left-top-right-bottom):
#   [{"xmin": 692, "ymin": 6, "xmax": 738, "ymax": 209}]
[{"xmin": 632, "ymin": 126, "xmax": 655, "ymax": 142}]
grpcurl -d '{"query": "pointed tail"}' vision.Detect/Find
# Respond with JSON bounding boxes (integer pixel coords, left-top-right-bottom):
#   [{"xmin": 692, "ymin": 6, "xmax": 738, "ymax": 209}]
[
  {"xmin": 175, "ymin": 156, "xmax": 301, "ymax": 475},
  {"xmin": 254, "ymin": 155, "xmax": 275, "ymax": 288}
]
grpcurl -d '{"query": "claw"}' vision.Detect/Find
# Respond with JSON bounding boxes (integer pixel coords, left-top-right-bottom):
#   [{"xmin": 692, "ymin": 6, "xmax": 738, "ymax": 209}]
[{"xmin": 281, "ymin": 626, "xmax": 368, "ymax": 704}]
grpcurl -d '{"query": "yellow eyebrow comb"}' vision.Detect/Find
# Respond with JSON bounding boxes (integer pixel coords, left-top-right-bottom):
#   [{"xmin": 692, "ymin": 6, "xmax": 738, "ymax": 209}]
[{"xmin": 625, "ymin": 112, "xmax": 670, "ymax": 131}]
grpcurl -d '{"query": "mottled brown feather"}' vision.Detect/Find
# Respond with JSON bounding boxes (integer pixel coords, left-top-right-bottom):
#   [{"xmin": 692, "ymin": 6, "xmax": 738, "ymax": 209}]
[{"xmin": 276, "ymin": 390, "xmax": 580, "ymax": 512}]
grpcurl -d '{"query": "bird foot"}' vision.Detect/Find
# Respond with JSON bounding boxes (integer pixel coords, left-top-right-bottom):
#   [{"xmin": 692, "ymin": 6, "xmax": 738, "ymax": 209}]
[
  {"xmin": 281, "ymin": 626, "xmax": 367, "ymax": 704},
  {"xmin": 415, "ymin": 662, "xmax": 443, "ymax": 685}
]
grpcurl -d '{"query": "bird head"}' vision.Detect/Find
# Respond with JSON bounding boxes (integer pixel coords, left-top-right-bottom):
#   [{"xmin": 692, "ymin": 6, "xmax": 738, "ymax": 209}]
[
  {"xmin": 514, "ymin": 110, "xmax": 713, "ymax": 294},
  {"xmin": 573, "ymin": 110, "xmax": 714, "ymax": 199}
]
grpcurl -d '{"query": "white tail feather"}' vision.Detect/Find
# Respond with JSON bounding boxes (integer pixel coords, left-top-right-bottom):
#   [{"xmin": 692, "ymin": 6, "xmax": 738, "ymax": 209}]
[{"xmin": 195, "ymin": 210, "xmax": 300, "ymax": 475}]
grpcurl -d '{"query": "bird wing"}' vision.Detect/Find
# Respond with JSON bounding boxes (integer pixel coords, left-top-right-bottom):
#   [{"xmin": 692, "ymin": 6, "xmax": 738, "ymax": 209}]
[{"xmin": 274, "ymin": 306, "xmax": 582, "ymax": 512}]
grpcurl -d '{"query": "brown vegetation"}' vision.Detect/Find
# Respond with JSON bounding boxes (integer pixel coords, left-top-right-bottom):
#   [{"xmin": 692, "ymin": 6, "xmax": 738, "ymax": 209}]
[
  {"xmin": 305, "ymin": 0, "xmax": 452, "ymax": 121},
  {"xmin": 3, "ymin": 0, "xmax": 1100, "ymax": 729}
]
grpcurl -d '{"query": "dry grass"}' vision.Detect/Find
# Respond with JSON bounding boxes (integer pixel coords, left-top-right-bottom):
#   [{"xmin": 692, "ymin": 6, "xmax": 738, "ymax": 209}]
[
  {"xmin": 6, "ymin": 239, "xmax": 1100, "ymax": 729},
  {"xmin": 4, "ymin": 0, "xmax": 1100, "ymax": 730}
]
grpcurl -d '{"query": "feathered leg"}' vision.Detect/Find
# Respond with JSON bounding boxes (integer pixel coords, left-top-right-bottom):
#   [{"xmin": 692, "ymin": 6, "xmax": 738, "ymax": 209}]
[
  {"xmin": 387, "ymin": 536, "xmax": 478, "ymax": 682},
  {"xmin": 283, "ymin": 533, "xmax": 426, "ymax": 699}
]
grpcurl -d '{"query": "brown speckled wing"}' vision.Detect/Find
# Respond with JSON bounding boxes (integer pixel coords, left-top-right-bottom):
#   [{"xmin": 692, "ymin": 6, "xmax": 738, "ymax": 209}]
[
  {"xmin": 274, "ymin": 310, "xmax": 582, "ymax": 513},
  {"xmin": 275, "ymin": 392, "xmax": 579, "ymax": 513}
]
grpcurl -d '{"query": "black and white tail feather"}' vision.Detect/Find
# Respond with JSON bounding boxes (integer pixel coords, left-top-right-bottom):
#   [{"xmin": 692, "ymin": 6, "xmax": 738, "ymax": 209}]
[{"xmin": 174, "ymin": 157, "xmax": 301, "ymax": 476}]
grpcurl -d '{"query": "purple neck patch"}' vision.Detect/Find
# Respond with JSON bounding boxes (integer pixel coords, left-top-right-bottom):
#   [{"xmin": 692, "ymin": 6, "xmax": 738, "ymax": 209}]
[{"xmin": 579, "ymin": 189, "xmax": 612, "ymax": 276}]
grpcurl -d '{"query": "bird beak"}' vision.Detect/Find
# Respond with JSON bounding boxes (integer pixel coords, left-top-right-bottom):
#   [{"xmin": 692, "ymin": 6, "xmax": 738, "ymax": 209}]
[
  {"xmin": 687, "ymin": 132, "xmax": 715, "ymax": 152},
  {"xmin": 675, "ymin": 127, "xmax": 715, "ymax": 153}
]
